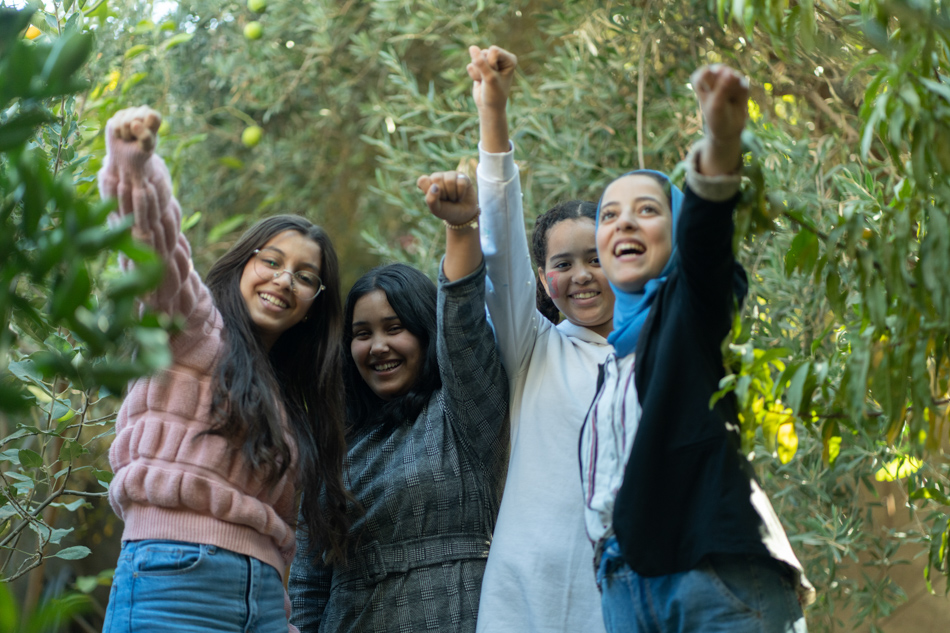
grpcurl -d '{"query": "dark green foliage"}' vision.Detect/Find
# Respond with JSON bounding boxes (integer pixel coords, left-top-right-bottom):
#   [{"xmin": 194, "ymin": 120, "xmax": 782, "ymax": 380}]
[{"xmin": 0, "ymin": 5, "xmax": 167, "ymax": 594}]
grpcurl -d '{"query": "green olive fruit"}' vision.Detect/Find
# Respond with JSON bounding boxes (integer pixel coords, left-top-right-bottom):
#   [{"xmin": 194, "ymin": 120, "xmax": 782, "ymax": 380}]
[
  {"xmin": 243, "ymin": 21, "xmax": 263, "ymax": 40},
  {"xmin": 241, "ymin": 125, "xmax": 263, "ymax": 147}
]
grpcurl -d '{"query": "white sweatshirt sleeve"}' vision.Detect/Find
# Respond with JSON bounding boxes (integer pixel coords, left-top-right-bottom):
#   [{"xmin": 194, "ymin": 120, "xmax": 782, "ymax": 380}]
[{"xmin": 477, "ymin": 141, "xmax": 542, "ymax": 381}]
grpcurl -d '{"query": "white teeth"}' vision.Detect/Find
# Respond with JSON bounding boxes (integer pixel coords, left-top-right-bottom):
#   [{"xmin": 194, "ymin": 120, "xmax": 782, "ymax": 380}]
[
  {"xmin": 615, "ymin": 242, "xmax": 645, "ymax": 256},
  {"xmin": 573, "ymin": 291, "xmax": 598, "ymax": 299},
  {"xmin": 260, "ymin": 293, "xmax": 288, "ymax": 308},
  {"xmin": 374, "ymin": 361, "xmax": 400, "ymax": 371}
]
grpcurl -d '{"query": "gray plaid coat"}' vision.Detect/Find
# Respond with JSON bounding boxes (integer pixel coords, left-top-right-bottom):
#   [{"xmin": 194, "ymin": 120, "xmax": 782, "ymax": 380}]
[{"xmin": 289, "ymin": 264, "xmax": 509, "ymax": 633}]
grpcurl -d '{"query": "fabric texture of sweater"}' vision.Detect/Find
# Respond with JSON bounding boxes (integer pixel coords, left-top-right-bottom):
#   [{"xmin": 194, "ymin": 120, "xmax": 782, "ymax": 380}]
[
  {"xmin": 288, "ymin": 262, "xmax": 509, "ymax": 633},
  {"xmin": 579, "ymin": 146, "xmax": 814, "ymax": 604},
  {"xmin": 473, "ymin": 144, "xmax": 609, "ymax": 633},
  {"xmin": 99, "ymin": 127, "xmax": 298, "ymax": 587}
]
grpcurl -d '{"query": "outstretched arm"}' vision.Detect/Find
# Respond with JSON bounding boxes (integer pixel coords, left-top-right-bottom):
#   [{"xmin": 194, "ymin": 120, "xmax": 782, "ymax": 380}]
[
  {"xmin": 678, "ymin": 65, "xmax": 749, "ymax": 324},
  {"xmin": 690, "ymin": 64, "xmax": 748, "ymax": 176},
  {"xmin": 469, "ymin": 45, "xmax": 546, "ymax": 380},
  {"xmin": 98, "ymin": 106, "xmax": 207, "ymax": 326},
  {"xmin": 468, "ymin": 45, "xmax": 517, "ymax": 153},
  {"xmin": 417, "ymin": 171, "xmax": 481, "ymax": 281}
]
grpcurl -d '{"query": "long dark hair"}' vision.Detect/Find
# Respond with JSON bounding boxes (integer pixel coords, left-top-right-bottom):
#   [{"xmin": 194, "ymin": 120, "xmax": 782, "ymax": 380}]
[
  {"xmin": 204, "ymin": 214, "xmax": 350, "ymax": 565},
  {"xmin": 530, "ymin": 200, "xmax": 598, "ymax": 323},
  {"xmin": 342, "ymin": 263, "xmax": 441, "ymax": 431}
]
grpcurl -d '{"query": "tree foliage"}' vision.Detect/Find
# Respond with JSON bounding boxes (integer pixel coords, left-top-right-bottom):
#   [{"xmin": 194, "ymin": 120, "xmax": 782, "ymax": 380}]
[
  {"xmin": 0, "ymin": 1, "xmax": 168, "ymax": 599},
  {"xmin": 4, "ymin": 0, "xmax": 950, "ymax": 630}
]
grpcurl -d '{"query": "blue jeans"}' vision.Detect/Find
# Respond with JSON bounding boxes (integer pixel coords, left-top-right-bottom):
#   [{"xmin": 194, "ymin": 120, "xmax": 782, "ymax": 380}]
[
  {"xmin": 597, "ymin": 537, "xmax": 807, "ymax": 633},
  {"xmin": 103, "ymin": 540, "xmax": 287, "ymax": 633}
]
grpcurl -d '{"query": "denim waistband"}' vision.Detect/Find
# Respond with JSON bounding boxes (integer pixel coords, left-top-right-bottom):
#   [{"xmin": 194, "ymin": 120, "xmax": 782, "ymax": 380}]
[{"xmin": 334, "ymin": 533, "xmax": 491, "ymax": 587}]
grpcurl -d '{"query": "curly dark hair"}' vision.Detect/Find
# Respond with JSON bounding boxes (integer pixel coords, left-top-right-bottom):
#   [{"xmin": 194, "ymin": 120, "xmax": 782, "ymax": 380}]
[{"xmin": 530, "ymin": 200, "xmax": 599, "ymax": 323}]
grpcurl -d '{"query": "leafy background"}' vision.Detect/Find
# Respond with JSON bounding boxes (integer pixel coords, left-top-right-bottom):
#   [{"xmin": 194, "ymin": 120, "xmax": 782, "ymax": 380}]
[{"xmin": 2, "ymin": 0, "xmax": 950, "ymax": 631}]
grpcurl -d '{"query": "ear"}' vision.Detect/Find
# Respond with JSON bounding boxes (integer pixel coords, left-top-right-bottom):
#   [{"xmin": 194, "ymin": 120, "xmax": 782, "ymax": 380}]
[{"xmin": 538, "ymin": 266, "xmax": 552, "ymax": 298}]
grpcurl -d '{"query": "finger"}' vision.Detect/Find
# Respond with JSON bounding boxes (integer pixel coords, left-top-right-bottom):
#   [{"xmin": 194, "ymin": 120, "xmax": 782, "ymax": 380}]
[
  {"xmin": 416, "ymin": 175, "xmax": 432, "ymax": 194},
  {"xmin": 424, "ymin": 181, "xmax": 441, "ymax": 213},
  {"xmin": 486, "ymin": 46, "xmax": 500, "ymax": 71},
  {"xmin": 488, "ymin": 46, "xmax": 517, "ymax": 72},
  {"xmin": 472, "ymin": 49, "xmax": 493, "ymax": 77},
  {"xmin": 466, "ymin": 62, "xmax": 482, "ymax": 82},
  {"xmin": 130, "ymin": 118, "xmax": 146, "ymax": 140},
  {"xmin": 456, "ymin": 173, "xmax": 472, "ymax": 201},
  {"xmin": 145, "ymin": 110, "xmax": 162, "ymax": 134},
  {"xmin": 118, "ymin": 118, "xmax": 134, "ymax": 142},
  {"xmin": 428, "ymin": 172, "xmax": 447, "ymax": 198},
  {"xmin": 690, "ymin": 67, "xmax": 715, "ymax": 95},
  {"xmin": 441, "ymin": 171, "xmax": 460, "ymax": 201},
  {"xmin": 139, "ymin": 130, "xmax": 155, "ymax": 152},
  {"xmin": 468, "ymin": 45, "xmax": 482, "ymax": 63}
]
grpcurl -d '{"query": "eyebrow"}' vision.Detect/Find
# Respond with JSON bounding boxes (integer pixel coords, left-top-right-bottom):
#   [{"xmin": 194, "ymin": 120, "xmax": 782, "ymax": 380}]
[
  {"xmin": 601, "ymin": 195, "xmax": 664, "ymax": 208},
  {"xmin": 548, "ymin": 247, "xmax": 598, "ymax": 261},
  {"xmin": 351, "ymin": 315, "xmax": 400, "ymax": 328},
  {"xmin": 259, "ymin": 246, "xmax": 320, "ymax": 271}
]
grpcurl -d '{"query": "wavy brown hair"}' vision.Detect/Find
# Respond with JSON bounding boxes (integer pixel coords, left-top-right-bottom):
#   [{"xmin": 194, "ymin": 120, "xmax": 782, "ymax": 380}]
[{"xmin": 204, "ymin": 214, "xmax": 351, "ymax": 565}]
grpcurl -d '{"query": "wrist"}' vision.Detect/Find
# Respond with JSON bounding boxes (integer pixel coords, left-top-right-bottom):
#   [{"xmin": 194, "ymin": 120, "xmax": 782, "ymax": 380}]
[
  {"xmin": 444, "ymin": 210, "xmax": 480, "ymax": 231},
  {"xmin": 701, "ymin": 135, "xmax": 742, "ymax": 174}
]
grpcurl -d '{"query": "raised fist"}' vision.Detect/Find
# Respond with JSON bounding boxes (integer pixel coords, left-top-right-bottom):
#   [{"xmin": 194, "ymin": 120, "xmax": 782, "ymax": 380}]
[
  {"xmin": 417, "ymin": 171, "xmax": 478, "ymax": 227},
  {"xmin": 108, "ymin": 106, "xmax": 162, "ymax": 153},
  {"xmin": 467, "ymin": 45, "xmax": 518, "ymax": 113}
]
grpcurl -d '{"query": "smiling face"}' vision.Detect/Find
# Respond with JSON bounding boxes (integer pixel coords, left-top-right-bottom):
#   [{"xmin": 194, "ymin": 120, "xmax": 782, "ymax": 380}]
[
  {"xmin": 596, "ymin": 174, "xmax": 674, "ymax": 293},
  {"xmin": 537, "ymin": 217, "xmax": 614, "ymax": 338},
  {"xmin": 350, "ymin": 289, "xmax": 423, "ymax": 401},
  {"xmin": 239, "ymin": 229, "xmax": 322, "ymax": 350}
]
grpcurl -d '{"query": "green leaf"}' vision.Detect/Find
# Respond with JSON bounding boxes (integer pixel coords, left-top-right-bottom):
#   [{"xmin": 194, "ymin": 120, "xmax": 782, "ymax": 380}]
[
  {"xmin": 49, "ymin": 263, "xmax": 91, "ymax": 319},
  {"xmin": 207, "ymin": 215, "xmax": 247, "ymax": 243},
  {"xmin": 18, "ymin": 448, "xmax": 43, "ymax": 469},
  {"xmin": 163, "ymin": 32, "xmax": 193, "ymax": 49},
  {"xmin": 49, "ymin": 545, "xmax": 91, "ymax": 560},
  {"xmin": 0, "ymin": 581, "xmax": 19, "ymax": 633},
  {"xmin": 38, "ymin": 29, "xmax": 93, "ymax": 95},
  {"xmin": 0, "ymin": 109, "xmax": 54, "ymax": 151},
  {"xmin": 784, "ymin": 362, "xmax": 813, "ymax": 416},
  {"xmin": 120, "ymin": 71, "xmax": 148, "ymax": 95},
  {"xmin": 59, "ymin": 440, "xmax": 87, "ymax": 463},
  {"xmin": 123, "ymin": 44, "xmax": 148, "ymax": 60}
]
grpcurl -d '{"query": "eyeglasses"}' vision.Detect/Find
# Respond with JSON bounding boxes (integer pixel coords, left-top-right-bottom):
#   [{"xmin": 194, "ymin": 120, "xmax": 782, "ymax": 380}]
[{"xmin": 251, "ymin": 249, "xmax": 325, "ymax": 300}]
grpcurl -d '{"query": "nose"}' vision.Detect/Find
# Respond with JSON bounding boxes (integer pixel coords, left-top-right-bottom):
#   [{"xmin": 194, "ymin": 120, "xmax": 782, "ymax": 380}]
[
  {"xmin": 573, "ymin": 265, "xmax": 593, "ymax": 284},
  {"xmin": 369, "ymin": 335, "xmax": 390, "ymax": 356},
  {"xmin": 616, "ymin": 208, "xmax": 638, "ymax": 231},
  {"xmin": 270, "ymin": 270, "xmax": 295, "ymax": 290}
]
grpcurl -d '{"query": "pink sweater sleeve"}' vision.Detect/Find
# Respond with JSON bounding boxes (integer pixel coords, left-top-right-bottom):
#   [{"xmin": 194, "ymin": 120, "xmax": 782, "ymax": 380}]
[{"xmin": 98, "ymin": 122, "xmax": 205, "ymax": 325}]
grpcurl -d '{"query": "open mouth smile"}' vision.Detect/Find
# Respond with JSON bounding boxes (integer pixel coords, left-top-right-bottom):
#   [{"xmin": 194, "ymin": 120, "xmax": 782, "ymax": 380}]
[
  {"xmin": 259, "ymin": 292, "xmax": 290, "ymax": 309},
  {"xmin": 372, "ymin": 360, "xmax": 402, "ymax": 373},
  {"xmin": 613, "ymin": 240, "xmax": 646, "ymax": 257},
  {"xmin": 570, "ymin": 291, "xmax": 600, "ymax": 300}
]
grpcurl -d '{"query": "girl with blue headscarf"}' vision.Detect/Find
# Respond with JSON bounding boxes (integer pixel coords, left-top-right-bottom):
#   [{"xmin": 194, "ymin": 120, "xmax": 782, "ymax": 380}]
[{"xmin": 579, "ymin": 65, "xmax": 814, "ymax": 632}]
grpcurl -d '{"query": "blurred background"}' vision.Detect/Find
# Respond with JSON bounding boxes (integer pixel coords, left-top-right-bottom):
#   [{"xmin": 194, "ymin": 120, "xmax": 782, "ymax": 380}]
[{"xmin": 3, "ymin": 0, "xmax": 950, "ymax": 630}]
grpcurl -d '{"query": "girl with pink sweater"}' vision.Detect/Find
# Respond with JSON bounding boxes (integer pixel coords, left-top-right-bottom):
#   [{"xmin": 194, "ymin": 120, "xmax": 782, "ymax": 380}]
[{"xmin": 98, "ymin": 107, "xmax": 350, "ymax": 633}]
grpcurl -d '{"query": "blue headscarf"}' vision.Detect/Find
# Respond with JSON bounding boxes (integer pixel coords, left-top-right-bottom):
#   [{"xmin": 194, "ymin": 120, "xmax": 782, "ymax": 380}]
[{"xmin": 598, "ymin": 170, "xmax": 684, "ymax": 357}]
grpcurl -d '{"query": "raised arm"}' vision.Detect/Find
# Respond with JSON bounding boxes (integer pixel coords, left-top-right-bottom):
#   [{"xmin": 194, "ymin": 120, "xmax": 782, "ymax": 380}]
[
  {"xmin": 678, "ymin": 66, "xmax": 749, "ymax": 319},
  {"xmin": 468, "ymin": 45, "xmax": 515, "ymax": 153},
  {"xmin": 690, "ymin": 65, "xmax": 748, "ymax": 177},
  {"xmin": 98, "ymin": 106, "xmax": 206, "ymax": 325},
  {"xmin": 417, "ymin": 171, "xmax": 481, "ymax": 281},
  {"xmin": 468, "ymin": 45, "xmax": 544, "ymax": 379}
]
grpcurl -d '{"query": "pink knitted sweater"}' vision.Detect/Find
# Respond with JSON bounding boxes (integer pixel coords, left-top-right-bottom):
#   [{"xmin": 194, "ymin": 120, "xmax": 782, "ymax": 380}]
[{"xmin": 99, "ymin": 125, "xmax": 297, "ymax": 584}]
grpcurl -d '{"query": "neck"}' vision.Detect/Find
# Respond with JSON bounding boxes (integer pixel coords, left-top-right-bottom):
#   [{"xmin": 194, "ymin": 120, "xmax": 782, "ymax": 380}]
[{"xmin": 591, "ymin": 318, "xmax": 613, "ymax": 339}]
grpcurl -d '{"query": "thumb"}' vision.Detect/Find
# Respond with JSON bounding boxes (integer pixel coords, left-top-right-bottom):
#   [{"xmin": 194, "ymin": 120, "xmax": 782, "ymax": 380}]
[{"xmin": 425, "ymin": 183, "xmax": 442, "ymax": 214}]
